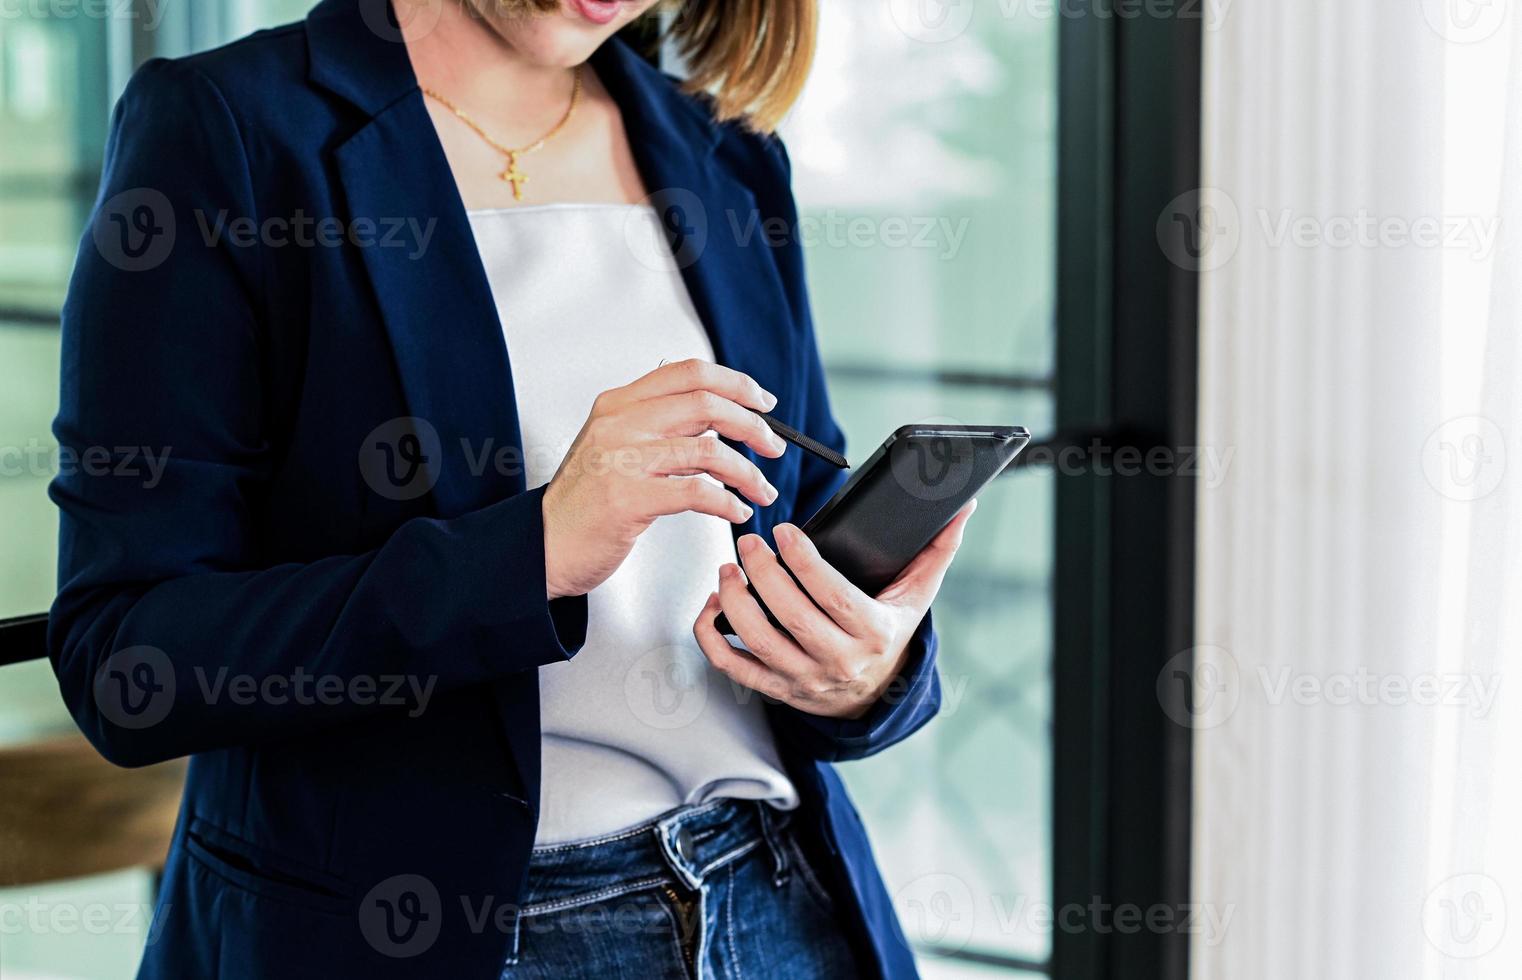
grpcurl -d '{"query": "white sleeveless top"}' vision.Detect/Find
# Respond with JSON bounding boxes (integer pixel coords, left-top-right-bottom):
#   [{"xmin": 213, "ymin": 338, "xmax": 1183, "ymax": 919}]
[{"xmin": 467, "ymin": 203, "xmax": 798, "ymax": 844}]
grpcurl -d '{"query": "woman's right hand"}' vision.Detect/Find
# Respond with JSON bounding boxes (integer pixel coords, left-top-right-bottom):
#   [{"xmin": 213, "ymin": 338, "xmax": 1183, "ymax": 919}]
[{"xmin": 541, "ymin": 358, "xmax": 788, "ymax": 599}]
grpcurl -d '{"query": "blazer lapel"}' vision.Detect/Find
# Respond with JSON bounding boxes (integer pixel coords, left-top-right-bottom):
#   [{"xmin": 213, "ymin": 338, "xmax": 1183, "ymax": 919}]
[
  {"xmin": 332, "ymin": 106, "xmax": 526, "ymax": 517},
  {"xmin": 311, "ymin": 0, "xmax": 525, "ymax": 519}
]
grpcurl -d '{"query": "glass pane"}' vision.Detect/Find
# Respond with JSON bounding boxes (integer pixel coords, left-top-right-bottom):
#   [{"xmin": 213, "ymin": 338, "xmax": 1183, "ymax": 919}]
[
  {"xmin": 0, "ymin": 321, "xmax": 62, "ymax": 621},
  {"xmin": 784, "ymin": 4, "xmax": 1057, "ymax": 379},
  {"xmin": 0, "ymin": 871, "xmax": 157, "ymax": 980},
  {"xmin": 784, "ymin": 2, "xmax": 1058, "ymax": 969},
  {"xmin": 922, "ymin": 960, "xmax": 1048, "ymax": 980},
  {"xmin": 0, "ymin": 16, "xmax": 108, "ymax": 312},
  {"xmin": 0, "ymin": 660, "xmax": 75, "ymax": 745},
  {"xmin": 223, "ymin": 0, "xmax": 316, "ymax": 40},
  {"xmin": 0, "ymin": 10, "xmax": 111, "ymax": 624},
  {"xmin": 0, "ymin": 4, "xmax": 110, "ymax": 625}
]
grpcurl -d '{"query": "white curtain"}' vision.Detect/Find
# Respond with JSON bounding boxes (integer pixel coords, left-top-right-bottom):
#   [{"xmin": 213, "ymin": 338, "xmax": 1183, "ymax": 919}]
[{"xmin": 1193, "ymin": 1, "xmax": 1521, "ymax": 977}]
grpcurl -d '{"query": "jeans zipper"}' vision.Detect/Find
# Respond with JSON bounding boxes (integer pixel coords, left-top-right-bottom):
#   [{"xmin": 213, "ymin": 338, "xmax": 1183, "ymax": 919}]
[{"xmin": 662, "ymin": 883, "xmax": 699, "ymax": 975}]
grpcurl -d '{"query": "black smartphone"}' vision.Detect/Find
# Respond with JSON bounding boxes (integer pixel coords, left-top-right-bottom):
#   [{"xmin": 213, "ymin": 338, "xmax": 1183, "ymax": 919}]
[{"xmin": 714, "ymin": 424, "xmax": 1031, "ymax": 636}]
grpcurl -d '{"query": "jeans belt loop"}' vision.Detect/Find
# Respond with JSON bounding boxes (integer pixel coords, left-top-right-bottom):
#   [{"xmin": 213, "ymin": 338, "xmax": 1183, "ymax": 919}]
[{"xmin": 756, "ymin": 802, "xmax": 791, "ymax": 887}]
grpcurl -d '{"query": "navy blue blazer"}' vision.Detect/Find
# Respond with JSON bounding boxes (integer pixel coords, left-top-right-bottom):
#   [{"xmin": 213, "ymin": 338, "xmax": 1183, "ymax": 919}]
[{"xmin": 49, "ymin": 1, "xmax": 941, "ymax": 976}]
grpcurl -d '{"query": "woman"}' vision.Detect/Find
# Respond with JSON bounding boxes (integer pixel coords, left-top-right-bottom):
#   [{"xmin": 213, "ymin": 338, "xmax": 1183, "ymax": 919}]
[{"xmin": 50, "ymin": 0, "xmax": 972, "ymax": 977}]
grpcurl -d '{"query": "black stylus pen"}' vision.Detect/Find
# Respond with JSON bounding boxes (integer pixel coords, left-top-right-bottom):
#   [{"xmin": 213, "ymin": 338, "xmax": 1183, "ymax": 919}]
[
  {"xmin": 653, "ymin": 360, "xmax": 848, "ymax": 469},
  {"xmin": 760, "ymin": 413, "xmax": 849, "ymax": 470}
]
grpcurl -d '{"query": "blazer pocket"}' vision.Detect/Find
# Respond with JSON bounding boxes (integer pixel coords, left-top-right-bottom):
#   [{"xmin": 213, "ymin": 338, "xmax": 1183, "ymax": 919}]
[{"xmin": 183, "ymin": 818, "xmax": 354, "ymax": 916}]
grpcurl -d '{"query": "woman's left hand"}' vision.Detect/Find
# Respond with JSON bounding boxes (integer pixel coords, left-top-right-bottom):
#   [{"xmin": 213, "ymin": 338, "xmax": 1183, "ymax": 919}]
[{"xmin": 693, "ymin": 501, "xmax": 976, "ymax": 720}]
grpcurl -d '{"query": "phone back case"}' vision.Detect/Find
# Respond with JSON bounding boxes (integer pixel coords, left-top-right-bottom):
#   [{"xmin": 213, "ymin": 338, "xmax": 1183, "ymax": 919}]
[
  {"xmin": 713, "ymin": 425, "xmax": 1030, "ymax": 637},
  {"xmin": 802, "ymin": 426, "xmax": 1030, "ymax": 595}
]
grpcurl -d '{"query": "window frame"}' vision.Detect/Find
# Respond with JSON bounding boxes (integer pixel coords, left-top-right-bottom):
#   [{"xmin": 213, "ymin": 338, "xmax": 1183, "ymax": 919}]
[{"xmin": 1051, "ymin": 4, "xmax": 1202, "ymax": 980}]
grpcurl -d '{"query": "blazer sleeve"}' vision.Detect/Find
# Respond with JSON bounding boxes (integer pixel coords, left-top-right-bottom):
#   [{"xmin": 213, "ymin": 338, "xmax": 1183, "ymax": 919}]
[
  {"xmin": 48, "ymin": 59, "xmax": 586, "ymax": 769},
  {"xmin": 749, "ymin": 135, "xmax": 943, "ymax": 763}
]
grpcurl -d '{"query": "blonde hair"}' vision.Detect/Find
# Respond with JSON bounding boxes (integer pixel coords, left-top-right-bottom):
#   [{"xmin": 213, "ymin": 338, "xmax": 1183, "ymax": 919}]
[{"xmin": 490, "ymin": 0, "xmax": 818, "ymax": 133}]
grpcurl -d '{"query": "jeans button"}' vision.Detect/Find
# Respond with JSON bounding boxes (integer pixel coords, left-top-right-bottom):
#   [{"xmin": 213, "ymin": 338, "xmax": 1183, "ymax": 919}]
[{"xmin": 674, "ymin": 826, "xmax": 696, "ymax": 865}]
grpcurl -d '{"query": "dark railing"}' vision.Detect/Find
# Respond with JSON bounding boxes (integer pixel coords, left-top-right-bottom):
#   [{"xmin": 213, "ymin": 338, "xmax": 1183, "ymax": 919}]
[
  {"xmin": 0, "ymin": 307, "xmax": 62, "ymax": 328},
  {"xmin": 0, "ymin": 614, "xmax": 47, "ymax": 669}
]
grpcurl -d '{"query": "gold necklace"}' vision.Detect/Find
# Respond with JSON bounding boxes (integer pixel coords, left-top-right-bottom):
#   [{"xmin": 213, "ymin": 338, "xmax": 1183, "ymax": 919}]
[{"xmin": 422, "ymin": 67, "xmax": 583, "ymax": 202}]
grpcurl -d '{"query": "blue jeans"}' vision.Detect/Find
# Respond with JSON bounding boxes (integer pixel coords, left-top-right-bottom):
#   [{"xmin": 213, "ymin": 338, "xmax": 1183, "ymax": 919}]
[{"xmin": 501, "ymin": 799, "xmax": 861, "ymax": 979}]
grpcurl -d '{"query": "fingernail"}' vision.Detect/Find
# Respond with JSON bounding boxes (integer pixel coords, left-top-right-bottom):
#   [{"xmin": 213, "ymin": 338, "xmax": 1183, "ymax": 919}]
[
  {"xmin": 764, "ymin": 482, "xmax": 779, "ymax": 504},
  {"xmin": 738, "ymin": 535, "xmax": 759, "ymax": 555},
  {"xmin": 773, "ymin": 523, "xmax": 795, "ymax": 546},
  {"xmin": 738, "ymin": 504, "xmax": 754, "ymax": 522},
  {"xmin": 761, "ymin": 389, "xmax": 778, "ymax": 411}
]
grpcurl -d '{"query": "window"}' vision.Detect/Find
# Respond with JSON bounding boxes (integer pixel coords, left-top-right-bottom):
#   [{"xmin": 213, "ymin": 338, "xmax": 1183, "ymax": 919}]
[
  {"xmin": 782, "ymin": 5, "xmax": 1057, "ymax": 974},
  {"xmin": 0, "ymin": 8, "xmax": 110, "ymax": 621}
]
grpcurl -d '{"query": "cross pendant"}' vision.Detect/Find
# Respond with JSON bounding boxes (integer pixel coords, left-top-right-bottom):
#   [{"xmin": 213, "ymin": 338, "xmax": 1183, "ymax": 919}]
[{"xmin": 499, "ymin": 151, "xmax": 528, "ymax": 201}]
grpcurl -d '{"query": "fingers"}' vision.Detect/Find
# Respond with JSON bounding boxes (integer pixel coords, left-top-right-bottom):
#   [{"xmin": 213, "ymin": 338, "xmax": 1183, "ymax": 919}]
[
  {"xmin": 617, "ymin": 358, "xmax": 777, "ymax": 414},
  {"xmin": 770, "ymin": 524, "xmax": 881, "ymax": 639},
  {"xmin": 879, "ymin": 499, "xmax": 978, "ymax": 606},
  {"xmin": 642, "ymin": 475, "xmax": 755, "ymax": 524},
  {"xmin": 642, "ymin": 391, "xmax": 787, "ymax": 459},
  {"xmin": 735, "ymin": 534, "xmax": 851, "ymax": 653},
  {"xmin": 692, "ymin": 592, "xmax": 792, "ymax": 702},
  {"xmin": 715, "ymin": 562, "xmax": 818, "ymax": 678},
  {"xmin": 651, "ymin": 437, "xmax": 778, "ymax": 508}
]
